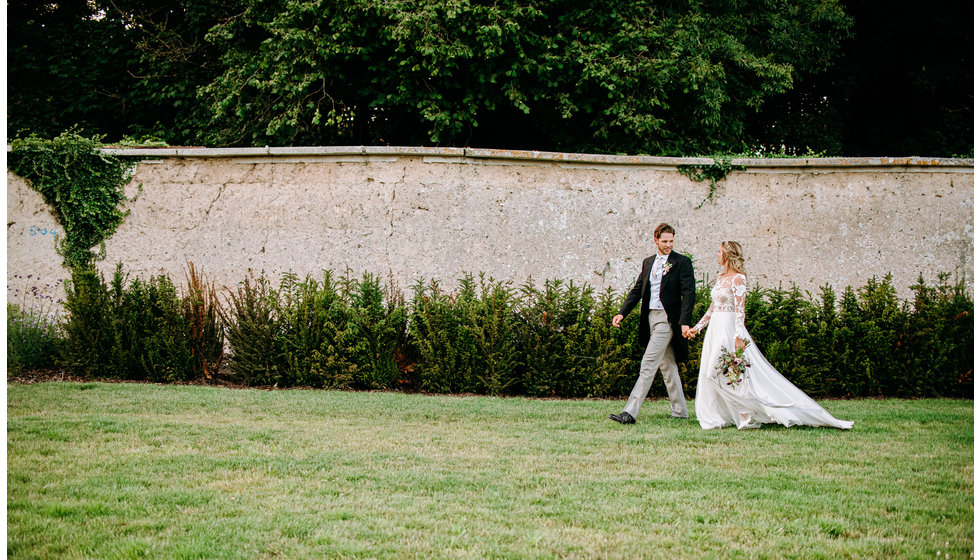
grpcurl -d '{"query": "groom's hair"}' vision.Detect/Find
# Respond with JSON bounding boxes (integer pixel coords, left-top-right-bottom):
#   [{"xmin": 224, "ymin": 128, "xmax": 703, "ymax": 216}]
[{"xmin": 654, "ymin": 223, "xmax": 675, "ymax": 239}]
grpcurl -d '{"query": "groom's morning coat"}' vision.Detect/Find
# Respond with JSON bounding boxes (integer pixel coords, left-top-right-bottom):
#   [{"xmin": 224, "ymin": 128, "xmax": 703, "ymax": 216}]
[{"xmin": 618, "ymin": 251, "xmax": 696, "ymax": 362}]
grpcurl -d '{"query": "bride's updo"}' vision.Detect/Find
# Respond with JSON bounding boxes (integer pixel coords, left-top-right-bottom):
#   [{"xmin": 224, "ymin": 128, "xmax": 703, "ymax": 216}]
[{"xmin": 721, "ymin": 241, "xmax": 746, "ymax": 274}]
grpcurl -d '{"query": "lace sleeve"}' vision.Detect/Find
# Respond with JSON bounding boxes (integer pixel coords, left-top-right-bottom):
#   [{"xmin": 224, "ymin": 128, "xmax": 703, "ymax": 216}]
[
  {"xmin": 733, "ymin": 274, "xmax": 750, "ymax": 342},
  {"xmin": 692, "ymin": 301, "xmax": 714, "ymax": 333}
]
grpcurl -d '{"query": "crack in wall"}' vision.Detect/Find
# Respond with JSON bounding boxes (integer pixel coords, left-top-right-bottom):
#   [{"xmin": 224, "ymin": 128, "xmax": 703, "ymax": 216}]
[
  {"xmin": 384, "ymin": 167, "xmax": 408, "ymax": 276},
  {"xmin": 204, "ymin": 183, "xmax": 226, "ymax": 218}
]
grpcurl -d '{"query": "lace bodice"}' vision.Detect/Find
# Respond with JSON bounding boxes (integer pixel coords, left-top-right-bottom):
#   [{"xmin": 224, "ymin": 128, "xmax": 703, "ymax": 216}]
[{"xmin": 692, "ymin": 273, "xmax": 750, "ymax": 341}]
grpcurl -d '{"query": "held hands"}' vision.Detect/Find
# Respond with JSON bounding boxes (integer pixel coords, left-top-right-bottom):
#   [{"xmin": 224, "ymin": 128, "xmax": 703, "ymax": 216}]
[
  {"xmin": 613, "ymin": 316, "xmax": 706, "ymax": 344},
  {"xmin": 734, "ymin": 337, "xmax": 746, "ymax": 351}
]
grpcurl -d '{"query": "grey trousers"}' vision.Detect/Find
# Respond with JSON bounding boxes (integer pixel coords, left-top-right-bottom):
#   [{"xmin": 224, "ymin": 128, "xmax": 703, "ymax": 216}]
[{"xmin": 623, "ymin": 309, "xmax": 689, "ymax": 419}]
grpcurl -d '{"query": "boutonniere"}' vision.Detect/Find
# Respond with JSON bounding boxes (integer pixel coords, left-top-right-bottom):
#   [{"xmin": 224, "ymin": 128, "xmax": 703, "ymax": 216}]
[{"xmin": 661, "ymin": 261, "xmax": 673, "ymax": 275}]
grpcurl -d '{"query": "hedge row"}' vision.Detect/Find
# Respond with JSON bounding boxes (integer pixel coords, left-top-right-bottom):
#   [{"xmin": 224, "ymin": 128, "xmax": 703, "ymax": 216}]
[{"xmin": 9, "ymin": 265, "xmax": 973, "ymax": 398}]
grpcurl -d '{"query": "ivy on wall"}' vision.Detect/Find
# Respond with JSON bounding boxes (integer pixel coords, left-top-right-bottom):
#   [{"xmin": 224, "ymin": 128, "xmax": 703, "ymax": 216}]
[
  {"xmin": 678, "ymin": 155, "xmax": 746, "ymax": 209},
  {"xmin": 8, "ymin": 131, "xmax": 139, "ymax": 268}
]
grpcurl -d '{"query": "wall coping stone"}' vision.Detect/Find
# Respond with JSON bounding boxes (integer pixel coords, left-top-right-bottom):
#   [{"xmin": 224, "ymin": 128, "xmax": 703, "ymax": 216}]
[
  {"xmin": 101, "ymin": 146, "xmax": 975, "ymax": 170},
  {"xmin": 8, "ymin": 145, "xmax": 973, "ymax": 170}
]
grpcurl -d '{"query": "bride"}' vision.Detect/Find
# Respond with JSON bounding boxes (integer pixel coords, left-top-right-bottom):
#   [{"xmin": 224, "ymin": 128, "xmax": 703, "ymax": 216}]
[{"xmin": 687, "ymin": 241, "xmax": 853, "ymax": 430}]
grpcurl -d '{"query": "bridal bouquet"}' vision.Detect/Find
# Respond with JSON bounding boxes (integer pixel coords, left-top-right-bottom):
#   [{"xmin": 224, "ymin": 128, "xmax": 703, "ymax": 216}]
[{"xmin": 717, "ymin": 344, "xmax": 751, "ymax": 386}]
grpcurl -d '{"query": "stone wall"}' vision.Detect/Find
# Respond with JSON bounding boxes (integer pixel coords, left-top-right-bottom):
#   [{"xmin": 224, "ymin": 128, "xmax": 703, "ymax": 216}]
[{"xmin": 7, "ymin": 147, "xmax": 973, "ymax": 305}]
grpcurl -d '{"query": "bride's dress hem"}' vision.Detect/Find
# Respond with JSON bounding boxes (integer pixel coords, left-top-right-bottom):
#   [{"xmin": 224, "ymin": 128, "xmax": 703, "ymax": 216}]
[{"xmin": 692, "ymin": 275, "xmax": 854, "ymax": 432}]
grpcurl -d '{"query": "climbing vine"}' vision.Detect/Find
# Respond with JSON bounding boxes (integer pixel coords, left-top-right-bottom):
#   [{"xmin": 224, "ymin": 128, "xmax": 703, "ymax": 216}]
[
  {"xmin": 9, "ymin": 130, "xmax": 139, "ymax": 268},
  {"xmin": 678, "ymin": 156, "xmax": 745, "ymax": 209}
]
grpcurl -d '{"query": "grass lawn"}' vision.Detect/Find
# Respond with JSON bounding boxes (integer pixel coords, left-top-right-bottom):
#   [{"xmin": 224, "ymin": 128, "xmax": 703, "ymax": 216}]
[{"xmin": 7, "ymin": 382, "xmax": 973, "ymax": 559}]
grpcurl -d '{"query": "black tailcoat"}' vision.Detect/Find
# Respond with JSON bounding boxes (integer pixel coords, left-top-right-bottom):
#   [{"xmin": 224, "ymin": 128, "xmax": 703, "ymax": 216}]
[{"xmin": 618, "ymin": 251, "xmax": 696, "ymax": 363}]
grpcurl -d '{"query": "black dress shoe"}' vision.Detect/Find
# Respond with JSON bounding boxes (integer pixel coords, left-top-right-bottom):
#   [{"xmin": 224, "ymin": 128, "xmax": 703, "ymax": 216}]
[{"xmin": 608, "ymin": 411, "xmax": 636, "ymax": 424}]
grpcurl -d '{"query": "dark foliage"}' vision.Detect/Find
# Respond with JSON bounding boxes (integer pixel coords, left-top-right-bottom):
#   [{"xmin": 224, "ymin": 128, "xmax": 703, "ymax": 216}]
[
  {"xmin": 13, "ymin": 0, "xmax": 968, "ymax": 157},
  {"xmin": 33, "ymin": 266, "xmax": 975, "ymax": 398},
  {"xmin": 59, "ymin": 264, "xmax": 193, "ymax": 381},
  {"xmin": 183, "ymin": 262, "xmax": 225, "ymax": 379}
]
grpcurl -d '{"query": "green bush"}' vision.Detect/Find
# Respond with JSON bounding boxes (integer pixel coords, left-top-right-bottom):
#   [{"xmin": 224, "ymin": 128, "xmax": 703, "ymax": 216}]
[
  {"xmin": 463, "ymin": 276, "xmax": 520, "ymax": 396},
  {"xmin": 346, "ymin": 273, "xmax": 409, "ymax": 390},
  {"xmin": 221, "ymin": 271, "xmax": 408, "ymax": 390},
  {"xmin": 115, "ymin": 270, "xmax": 192, "ymax": 382},
  {"xmin": 58, "ymin": 266, "xmax": 117, "ymax": 378},
  {"xmin": 275, "ymin": 272, "xmax": 358, "ymax": 389},
  {"xmin": 708, "ymin": 274, "xmax": 972, "ymax": 399},
  {"xmin": 516, "ymin": 280, "xmax": 633, "ymax": 398},
  {"xmin": 901, "ymin": 274, "xmax": 973, "ymax": 398},
  {"xmin": 222, "ymin": 274, "xmax": 284, "ymax": 386},
  {"xmin": 743, "ymin": 284, "xmax": 825, "ymax": 395},
  {"xmin": 408, "ymin": 277, "xmax": 481, "ymax": 394},
  {"xmin": 59, "ymin": 264, "xmax": 193, "ymax": 381},
  {"xmin": 20, "ymin": 266, "xmax": 974, "ymax": 399},
  {"xmin": 408, "ymin": 275, "xmax": 521, "ymax": 396}
]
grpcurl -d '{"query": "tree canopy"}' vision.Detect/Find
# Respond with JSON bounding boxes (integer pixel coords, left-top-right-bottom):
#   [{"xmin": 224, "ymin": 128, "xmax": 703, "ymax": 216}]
[{"xmin": 7, "ymin": 0, "xmax": 973, "ymax": 156}]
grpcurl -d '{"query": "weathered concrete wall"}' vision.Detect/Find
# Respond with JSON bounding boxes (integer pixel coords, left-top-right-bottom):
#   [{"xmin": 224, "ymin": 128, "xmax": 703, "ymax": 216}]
[{"xmin": 7, "ymin": 147, "xmax": 973, "ymax": 305}]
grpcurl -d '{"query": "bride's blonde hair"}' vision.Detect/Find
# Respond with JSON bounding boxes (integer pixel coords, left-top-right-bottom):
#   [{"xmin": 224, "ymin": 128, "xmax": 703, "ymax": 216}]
[{"xmin": 721, "ymin": 241, "xmax": 746, "ymax": 275}]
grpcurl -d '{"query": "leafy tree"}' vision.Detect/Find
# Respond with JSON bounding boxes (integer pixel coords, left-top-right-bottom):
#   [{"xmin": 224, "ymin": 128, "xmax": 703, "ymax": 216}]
[
  {"xmin": 200, "ymin": 0, "xmax": 853, "ymax": 154},
  {"xmin": 749, "ymin": 0, "xmax": 973, "ymax": 157},
  {"xmin": 831, "ymin": 0, "xmax": 973, "ymax": 156},
  {"xmin": 7, "ymin": 0, "xmax": 142, "ymax": 140},
  {"xmin": 105, "ymin": 0, "xmax": 239, "ymax": 144},
  {"xmin": 8, "ymin": 0, "xmax": 970, "ymax": 156},
  {"xmin": 7, "ymin": 0, "xmax": 229, "ymax": 146}
]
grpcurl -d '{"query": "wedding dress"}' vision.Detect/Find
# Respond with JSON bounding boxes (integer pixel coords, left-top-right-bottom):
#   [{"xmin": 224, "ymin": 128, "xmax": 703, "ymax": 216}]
[{"xmin": 691, "ymin": 273, "xmax": 854, "ymax": 430}]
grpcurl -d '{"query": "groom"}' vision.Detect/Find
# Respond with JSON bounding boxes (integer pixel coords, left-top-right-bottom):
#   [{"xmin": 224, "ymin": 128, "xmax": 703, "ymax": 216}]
[{"xmin": 608, "ymin": 223, "xmax": 695, "ymax": 424}]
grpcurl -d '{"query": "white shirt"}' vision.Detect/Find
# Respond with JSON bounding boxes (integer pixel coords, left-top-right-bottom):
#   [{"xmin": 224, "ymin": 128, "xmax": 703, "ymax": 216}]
[{"xmin": 649, "ymin": 252, "xmax": 670, "ymax": 310}]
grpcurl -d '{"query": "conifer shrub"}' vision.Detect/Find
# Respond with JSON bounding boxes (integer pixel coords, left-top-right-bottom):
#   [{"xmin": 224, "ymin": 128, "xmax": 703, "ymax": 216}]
[
  {"xmin": 347, "ymin": 273, "xmax": 409, "ymax": 390},
  {"xmin": 59, "ymin": 266, "xmax": 118, "ymax": 378},
  {"xmin": 221, "ymin": 274, "xmax": 284, "ymax": 386},
  {"xmin": 30, "ymin": 266, "xmax": 976, "ymax": 399},
  {"xmin": 275, "ymin": 272, "xmax": 356, "ymax": 388},
  {"xmin": 408, "ymin": 277, "xmax": 481, "ymax": 394},
  {"xmin": 59, "ymin": 264, "xmax": 193, "ymax": 381},
  {"xmin": 516, "ymin": 279, "xmax": 633, "ymax": 398}
]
